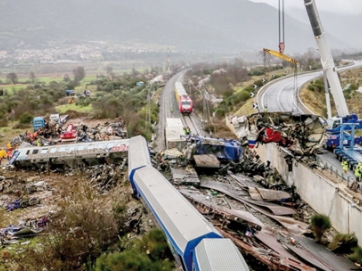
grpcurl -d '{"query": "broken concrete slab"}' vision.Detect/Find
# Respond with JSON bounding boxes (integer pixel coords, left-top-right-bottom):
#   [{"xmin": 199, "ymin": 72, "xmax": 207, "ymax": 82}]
[
  {"xmin": 170, "ymin": 166, "xmax": 200, "ymax": 186},
  {"xmin": 193, "ymin": 154, "xmax": 221, "ymax": 168}
]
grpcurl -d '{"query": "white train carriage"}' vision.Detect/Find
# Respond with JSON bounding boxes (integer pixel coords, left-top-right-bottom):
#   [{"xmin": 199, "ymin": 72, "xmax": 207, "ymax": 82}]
[
  {"xmin": 127, "ymin": 136, "xmax": 152, "ymax": 193},
  {"xmin": 193, "ymin": 239, "xmax": 250, "ymax": 271},
  {"xmin": 130, "ymin": 165, "xmax": 222, "ymax": 271}
]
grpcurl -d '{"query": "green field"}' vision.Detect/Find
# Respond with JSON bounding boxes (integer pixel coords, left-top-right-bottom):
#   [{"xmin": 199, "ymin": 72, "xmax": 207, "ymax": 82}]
[{"xmin": 56, "ymin": 104, "xmax": 93, "ymax": 113}]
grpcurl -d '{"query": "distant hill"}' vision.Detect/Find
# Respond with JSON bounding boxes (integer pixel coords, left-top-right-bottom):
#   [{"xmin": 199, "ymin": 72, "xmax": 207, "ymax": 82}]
[{"xmin": 0, "ymin": 0, "xmax": 354, "ymax": 53}]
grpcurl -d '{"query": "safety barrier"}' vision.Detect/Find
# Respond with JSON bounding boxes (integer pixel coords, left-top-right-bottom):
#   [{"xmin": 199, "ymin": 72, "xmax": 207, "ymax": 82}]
[{"xmin": 315, "ymin": 155, "xmax": 362, "ymax": 193}]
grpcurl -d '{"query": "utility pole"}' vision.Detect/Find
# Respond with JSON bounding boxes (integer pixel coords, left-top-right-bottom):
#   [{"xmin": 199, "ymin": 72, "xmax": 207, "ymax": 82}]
[{"xmin": 166, "ymin": 46, "xmax": 170, "ymax": 72}]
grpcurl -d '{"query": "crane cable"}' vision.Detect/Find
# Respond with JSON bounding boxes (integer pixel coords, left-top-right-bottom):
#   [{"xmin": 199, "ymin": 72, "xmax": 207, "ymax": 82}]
[
  {"xmin": 279, "ymin": 0, "xmax": 299, "ymax": 113},
  {"xmin": 278, "ymin": 0, "xmax": 285, "ymax": 54}
]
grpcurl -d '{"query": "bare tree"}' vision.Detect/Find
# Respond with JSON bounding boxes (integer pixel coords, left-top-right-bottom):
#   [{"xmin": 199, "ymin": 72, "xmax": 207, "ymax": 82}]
[
  {"xmin": 6, "ymin": 72, "xmax": 18, "ymax": 84},
  {"xmin": 73, "ymin": 66, "xmax": 86, "ymax": 82},
  {"xmin": 29, "ymin": 71, "xmax": 36, "ymax": 83},
  {"xmin": 63, "ymin": 74, "xmax": 70, "ymax": 82}
]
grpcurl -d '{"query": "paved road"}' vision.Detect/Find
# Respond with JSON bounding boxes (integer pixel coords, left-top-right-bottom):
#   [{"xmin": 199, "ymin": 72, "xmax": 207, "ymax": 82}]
[
  {"xmin": 260, "ymin": 61, "xmax": 362, "ymax": 113},
  {"xmin": 258, "ymin": 61, "xmax": 362, "ymax": 180}
]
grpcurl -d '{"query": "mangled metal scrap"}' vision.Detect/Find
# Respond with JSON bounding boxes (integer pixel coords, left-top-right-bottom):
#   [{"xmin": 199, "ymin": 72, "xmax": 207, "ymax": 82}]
[
  {"xmin": 179, "ymin": 188, "xmax": 263, "ymax": 232},
  {"xmin": 87, "ymin": 164, "xmax": 125, "ymax": 192},
  {"xmin": 227, "ymin": 112, "xmax": 327, "ymax": 155},
  {"xmin": 228, "ymin": 150, "xmax": 286, "ymax": 189}
]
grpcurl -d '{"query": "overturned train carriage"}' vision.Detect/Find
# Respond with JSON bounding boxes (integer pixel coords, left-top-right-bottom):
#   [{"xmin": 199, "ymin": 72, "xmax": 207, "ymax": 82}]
[
  {"xmin": 10, "ymin": 139, "xmax": 129, "ymax": 169},
  {"xmin": 227, "ymin": 112, "xmax": 327, "ymax": 156},
  {"xmin": 128, "ymin": 135, "xmax": 249, "ymax": 271}
]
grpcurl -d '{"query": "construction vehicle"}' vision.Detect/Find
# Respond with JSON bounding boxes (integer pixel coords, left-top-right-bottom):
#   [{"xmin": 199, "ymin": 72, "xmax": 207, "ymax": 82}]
[
  {"xmin": 304, "ymin": 0, "xmax": 362, "ymax": 164},
  {"xmin": 333, "ymin": 124, "xmax": 362, "ymax": 170},
  {"xmin": 49, "ymin": 114, "xmax": 69, "ymax": 127},
  {"xmin": 32, "ymin": 117, "xmax": 47, "ymax": 131}
]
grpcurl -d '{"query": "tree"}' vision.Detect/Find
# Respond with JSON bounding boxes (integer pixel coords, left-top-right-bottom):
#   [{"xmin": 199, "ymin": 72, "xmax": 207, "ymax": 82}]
[
  {"xmin": 73, "ymin": 66, "xmax": 85, "ymax": 82},
  {"xmin": 6, "ymin": 72, "xmax": 18, "ymax": 84},
  {"xmin": 29, "ymin": 71, "xmax": 36, "ymax": 83},
  {"xmin": 63, "ymin": 74, "xmax": 70, "ymax": 82},
  {"xmin": 106, "ymin": 66, "xmax": 113, "ymax": 75}
]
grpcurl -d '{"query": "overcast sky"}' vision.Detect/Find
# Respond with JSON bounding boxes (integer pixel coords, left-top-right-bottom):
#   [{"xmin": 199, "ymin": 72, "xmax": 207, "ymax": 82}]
[{"xmin": 249, "ymin": 0, "xmax": 362, "ymax": 15}]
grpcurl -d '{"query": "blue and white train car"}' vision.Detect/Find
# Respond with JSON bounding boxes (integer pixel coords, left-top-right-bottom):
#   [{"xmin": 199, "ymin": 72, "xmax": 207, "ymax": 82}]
[
  {"xmin": 193, "ymin": 239, "xmax": 249, "ymax": 271},
  {"xmin": 128, "ymin": 136, "xmax": 152, "ymax": 194},
  {"xmin": 130, "ymin": 165, "xmax": 222, "ymax": 271},
  {"xmin": 128, "ymin": 135, "xmax": 250, "ymax": 271}
]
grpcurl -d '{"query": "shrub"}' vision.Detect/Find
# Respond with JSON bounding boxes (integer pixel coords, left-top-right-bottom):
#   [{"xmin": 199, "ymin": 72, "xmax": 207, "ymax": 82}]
[
  {"xmin": 18, "ymin": 112, "xmax": 34, "ymax": 124},
  {"xmin": 328, "ymin": 233, "xmax": 358, "ymax": 254},
  {"xmin": 94, "ymin": 229, "xmax": 174, "ymax": 271},
  {"xmin": 310, "ymin": 214, "xmax": 331, "ymax": 243},
  {"xmin": 349, "ymin": 246, "xmax": 362, "ymax": 265}
]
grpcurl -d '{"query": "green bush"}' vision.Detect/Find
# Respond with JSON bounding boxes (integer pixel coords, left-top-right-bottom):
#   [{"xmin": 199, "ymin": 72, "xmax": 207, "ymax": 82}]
[
  {"xmin": 18, "ymin": 112, "xmax": 34, "ymax": 124},
  {"xmin": 349, "ymin": 246, "xmax": 362, "ymax": 265},
  {"xmin": 94, "ymin": 229, "xmax": 174, "ymax": 271},
  {"xmin": 311, "ymin": 214, "xmax": 331, "ymax": 243},
  {"xmin": 328, "ymin": 233, "xmax": 358, "ymax": 254}
]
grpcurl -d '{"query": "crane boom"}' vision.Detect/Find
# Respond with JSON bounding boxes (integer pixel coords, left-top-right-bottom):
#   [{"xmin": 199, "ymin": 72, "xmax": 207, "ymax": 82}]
[{"xmin": 304, "ymin": 0, "xmax": 349, "ymax": 117}]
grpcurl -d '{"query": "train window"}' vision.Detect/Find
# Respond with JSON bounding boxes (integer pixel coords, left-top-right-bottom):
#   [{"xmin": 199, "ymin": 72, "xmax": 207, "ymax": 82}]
[
  {"xmin": 68, "ymin": 146, "xmax": 75, "ymax": 152},
  {"xmin": 59, "ymin": 147, "xmax": 67, "ymax": 152},
  {"xmin": 50, "ymin": 148, "xmax": 57, "ymax": 153},
  {"xmin": 107, "ymin": 142, "xmax": 115, "ymax": 149},
  {"xmin": 182, "ymin": 101, "xmax": 191, "ymax": 106},
  {"xmin": 32, "ymin": 149, "xmax": 39, "ymax": 154},
  {"xmin": 40, "ymin": 149, "xmax": 48, "ymax": 154}
]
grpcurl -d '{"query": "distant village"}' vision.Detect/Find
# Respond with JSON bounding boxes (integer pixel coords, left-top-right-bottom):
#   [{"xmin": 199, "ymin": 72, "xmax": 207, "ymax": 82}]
[{"xmin": 0, "ymin": 43, "xmax": 165, "ymax": 65}]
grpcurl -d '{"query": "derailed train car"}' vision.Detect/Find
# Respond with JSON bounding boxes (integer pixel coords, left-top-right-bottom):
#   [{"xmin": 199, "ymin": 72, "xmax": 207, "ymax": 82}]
[
  {"xmin": 128, "ymin": 136, "xmax": 249, "ymax": 271},
  {"xmin": 227, "ymin": 112, "xmax": 327, "ymax": 156},
  {"xmin": 9, "ymin": 139, "xmax": 129, "ymax": 169}
]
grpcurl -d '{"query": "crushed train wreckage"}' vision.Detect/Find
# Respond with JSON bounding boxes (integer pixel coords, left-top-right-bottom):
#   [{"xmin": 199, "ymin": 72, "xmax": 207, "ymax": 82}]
[
  {"xmin": 227, "ymin": 112, "xmax": 327, "ymax": 156},
  {"xmin": 9, "ymin": 139, "xmax": 129, "ymax": 169}
]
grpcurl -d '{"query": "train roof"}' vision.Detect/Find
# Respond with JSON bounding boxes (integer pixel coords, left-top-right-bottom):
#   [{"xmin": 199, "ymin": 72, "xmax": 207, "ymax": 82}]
[
  {"xmin": 175, "ymin": 82, "xmax": 188, "ymax": 97},
  {"xmin": 166, "ymin": 118, "xmax": 183, "ymax": 128},
  {"xmin": 13, "ymin": 139, "xmax": 129, "ymax": 163},
  {"xmin": 133, "ymin": 166, "xmax": 222, "ymax": 252},
  {"xmin": 194, "ymin": 239, "xmax": 250, "ymax": 271},
  {"xmin": 128, "ymin": 136, "xmax": 152, "ymax": 178}
]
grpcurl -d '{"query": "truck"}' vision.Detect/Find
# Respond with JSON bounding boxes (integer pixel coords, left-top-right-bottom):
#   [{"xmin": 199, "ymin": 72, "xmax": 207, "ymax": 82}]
[
  {"xmin": 49, "ymin": 114, "xmax": 69, "ymax": 127},
  {"xmin": 304, "ymin": 0, "xmax": 362, "ymax": 166},
  {"xmin": 32, "ymin": 116, "xmax": 47, "ymax": 131},
  {"xmin": 334, "ymin": 124, "xmax": 362, "ymax": 170}
]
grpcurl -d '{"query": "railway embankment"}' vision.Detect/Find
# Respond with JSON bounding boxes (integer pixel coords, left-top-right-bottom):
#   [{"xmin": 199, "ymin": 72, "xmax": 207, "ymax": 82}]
[{"xmin": 254, "ymin": 142, "xmax": 362, "ymax": 246}]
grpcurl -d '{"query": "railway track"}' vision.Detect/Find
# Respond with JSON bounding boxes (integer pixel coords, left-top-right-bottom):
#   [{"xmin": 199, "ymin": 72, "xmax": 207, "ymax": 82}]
[{"xmin": 182, "ymin": 114, "xmax": 203, "ymax": 136}]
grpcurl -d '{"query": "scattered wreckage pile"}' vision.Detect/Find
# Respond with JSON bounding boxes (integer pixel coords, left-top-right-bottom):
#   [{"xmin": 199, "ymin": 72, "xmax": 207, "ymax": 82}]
[
  {"xmin": 148, "ymin": 143, "xmax": 358, "ymax": 270},
  {"xmin": 86, "ymin": 163, "xmax": 127, "ymax": 192},
  {"xmin": 11, "ymin": 121, "xmax": 127, "ymax": 148},
  {"xmin": 177, "ymin": 172, "xmax": 357, "ymax": 271},
  {"xmin": 0, "ymin": 175, "xmax": 52, "ymax": 247},
  {"xmin": 228, "ymin": 112, "xmax": 327, "ymax": 156}
]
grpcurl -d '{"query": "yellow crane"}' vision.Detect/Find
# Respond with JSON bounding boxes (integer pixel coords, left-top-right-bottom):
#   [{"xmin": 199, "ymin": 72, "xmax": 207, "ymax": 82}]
[{"xmin": 263, "ymin": 48, "xmax": 298, "ymax": 65}]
